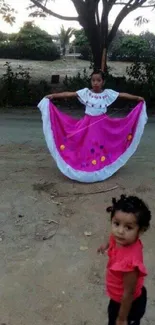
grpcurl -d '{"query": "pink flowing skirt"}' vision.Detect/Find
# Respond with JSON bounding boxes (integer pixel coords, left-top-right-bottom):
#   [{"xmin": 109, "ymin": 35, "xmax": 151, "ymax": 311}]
[{"xmin": 38, "ymin": 98, "xmax": 147, "ymax": 183}]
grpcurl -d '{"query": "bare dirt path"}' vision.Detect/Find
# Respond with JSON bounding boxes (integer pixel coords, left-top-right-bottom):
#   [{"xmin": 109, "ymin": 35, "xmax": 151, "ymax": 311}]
[{"xmin": 0, "ymin": 110, "xmax": 154, "ymax": 325}]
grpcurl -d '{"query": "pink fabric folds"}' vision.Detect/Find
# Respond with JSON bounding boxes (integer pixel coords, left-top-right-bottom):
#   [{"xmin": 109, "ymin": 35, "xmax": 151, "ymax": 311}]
[{"xmin": 49, "ymin": 101, "xmax": 144, "ymax": 172}]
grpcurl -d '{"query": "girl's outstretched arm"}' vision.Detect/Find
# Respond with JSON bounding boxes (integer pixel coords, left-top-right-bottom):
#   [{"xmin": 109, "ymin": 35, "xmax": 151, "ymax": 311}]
[
  {"xmin": 46, "ymin": 92, "xmax": 77, "ymax": 100},
  {"xmin": 119, "ymin": 93, "xmax": 144, "ymax": 102},
  {"xmin": 116, "ymin": 270, "xmax": 138, "ymax": 325}
]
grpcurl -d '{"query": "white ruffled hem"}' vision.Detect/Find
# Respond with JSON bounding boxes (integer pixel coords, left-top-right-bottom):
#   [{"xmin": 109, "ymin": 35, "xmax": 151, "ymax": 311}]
[{"xmin": 38, "ymin": 98, "xmax": 147, "ymax": 183}]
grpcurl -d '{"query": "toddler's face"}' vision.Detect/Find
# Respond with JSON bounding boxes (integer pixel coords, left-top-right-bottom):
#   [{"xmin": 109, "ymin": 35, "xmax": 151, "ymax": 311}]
[{"xmin": 111, "ymin": 210, "xmax": 139, "ymax": 246}]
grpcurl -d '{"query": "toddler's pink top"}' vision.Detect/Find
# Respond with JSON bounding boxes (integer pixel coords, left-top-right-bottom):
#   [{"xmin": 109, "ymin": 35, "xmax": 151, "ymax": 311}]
[{"xmin": 106, "ymin": 235, "xmax": 147, "ymax": 302}]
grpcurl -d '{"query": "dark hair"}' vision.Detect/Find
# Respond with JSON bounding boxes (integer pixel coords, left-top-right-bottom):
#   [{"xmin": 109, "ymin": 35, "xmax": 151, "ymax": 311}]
[
  {"xmin": 107, "ymin": 194, "xmax": 151, "ymax": 231},
  {"xmin": 90, "ymin": 69, "xmax": 105, "ymax": 81}
]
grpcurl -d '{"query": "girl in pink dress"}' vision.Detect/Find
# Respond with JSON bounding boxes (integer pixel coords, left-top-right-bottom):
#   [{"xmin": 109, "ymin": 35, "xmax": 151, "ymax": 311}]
[
  {"xmin": 38, "ymin": 70, "xmax": 147, "ymax": 183},
  {"xmin": 97, "ymin": 194, "xmax": 151, "ymax": 325}
]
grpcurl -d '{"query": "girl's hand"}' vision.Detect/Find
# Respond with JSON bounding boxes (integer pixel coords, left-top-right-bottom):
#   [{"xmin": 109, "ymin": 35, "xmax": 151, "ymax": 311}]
[
  {"xmin": 46, "ymin": 94, "xmax": 54, "ymax": 99},
  {"xmin": 137, "ymin": 96, "xmax": 144, "ymax": 102},
  {"xmin": 116, "ymin": 319, "xmax": 128, "ymax": 325},
  {"xmin": 97, "ymin": 244, "xmax": 107, "ymax": 254}
]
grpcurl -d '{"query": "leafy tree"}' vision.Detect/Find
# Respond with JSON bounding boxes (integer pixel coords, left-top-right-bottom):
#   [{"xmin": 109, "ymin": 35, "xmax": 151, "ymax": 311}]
[
  {"xmin": 109, "ymin": 31, "xmax": 155, "ymax": 62},
  {"xmin": 73, "ymin": 29, "xmax": 92, "ymax": 60},
  {"xmin": 58, "ymin": 25, "xmax": 74, "ymax": 55},
  {"xmin": 0, "ymin": 0, "xmax": 15, "ymax": 24},
  {"xmin": 0, "ymin": 31, "xmax": 10, "ymax": 42},
  {"xmin": 0, "ymin": 21, "xmax": 60, "ymax": 60},
  {"xmin": 73, "ymin": 29, "xmax": 90, "ymax": 48},
  {"xmin": 29, "ymin": 0, "xmax": 155, "ymax": 69}
]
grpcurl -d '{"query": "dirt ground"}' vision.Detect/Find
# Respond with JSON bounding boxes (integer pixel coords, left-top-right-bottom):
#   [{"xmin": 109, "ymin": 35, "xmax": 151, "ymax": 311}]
[
  {"xmin": 0, "ymin": 109, "xmax": 155, "ymax": 325},
  {"xmin": 0, "ymin": 58, "xmax": 131, "ymax": 83}
]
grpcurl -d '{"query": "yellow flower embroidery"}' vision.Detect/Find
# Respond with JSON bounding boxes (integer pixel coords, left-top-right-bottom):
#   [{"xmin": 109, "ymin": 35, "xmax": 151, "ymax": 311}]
[
  {"xmin": 60, "ymin": 144, "xmax": 65, "ymax": 150},
  {"xmin": 92, "ymin": 159, "xmax": 97, "ymax": 165},
  {"xmin": 101, "ymin": 156, "xmax": 106, "ymax": 162},
  {"xmin": 127, "ymin": 134, "xmax": 132, "ymax": 141}
]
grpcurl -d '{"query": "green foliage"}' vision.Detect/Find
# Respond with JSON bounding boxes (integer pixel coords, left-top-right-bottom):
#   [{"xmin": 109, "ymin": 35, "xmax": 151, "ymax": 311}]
[
  {"xmin": 73, "ymin": 29, "xmax": 92, "ymax": 61},
  {"xmin": 109, "ymin": 32, "xmax": 155, "ymax": 62},
  {"xmin": 73, "ymin": 29, "xmax": 155, "ymax": 63},
  {"xmin": 63, "ymin": 69, "xmax": 90, "ymax": 90},
  {"xmin": 126, "ymin": 61, "xmax": 155, "ymax": 102},
  {"xmin": 0, "ymin": 62, "xmax": 50, "ymax": 107},
  {"xmin": 28, "ymin": 0, "xmax": 155, "ymax": 67},
  {"xmin": 0, "ymin": 22, "xmax": 60, "ymax": 61},
  {"xmin": 59, "ymin": 25, "xmax": 75, "ymax": 55},
  {"xmin": 0, "ymin": 0, "xmax": 16, "ymax": 24},
  {"xmin": 0, "ymin": 31, "xmax": 10, "ymax": 41},
  {"xmin": 63, "ymin": 66, "xmax": 155, "ymax": 107}
]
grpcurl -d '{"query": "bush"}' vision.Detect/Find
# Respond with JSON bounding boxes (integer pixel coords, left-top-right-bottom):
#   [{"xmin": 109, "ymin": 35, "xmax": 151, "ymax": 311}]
[
  {"xmin": 63, "ymin": 67, "xmax": 155, "ymax": 108},
  {"xmin": 1, "ymin": 62, "xmax": 155, "ymax": 109},
  {"xmin": 0, "ymin": 23, "xmax": 60, "ymax": 61},
  {"xmin": 63, "ymin": 68, "xmax": 90, "ymax": 90},
  {"xmin": 126, "ymin": 61, "xmax": 155, "ymax": 105},
  {"xmin": 0, "ymin": 41, "xmax": 60, "ymax": 61},
  {"xmin": 0, "ymin": 62, "xmax": 51, "ymax": 107},
  {"xmin": 79, "ymin": 45, "xmax": 92, "ymax": 61},
  {"xmin": 108, "ymin": 32, "xmax": 155, "ymax": 63}
]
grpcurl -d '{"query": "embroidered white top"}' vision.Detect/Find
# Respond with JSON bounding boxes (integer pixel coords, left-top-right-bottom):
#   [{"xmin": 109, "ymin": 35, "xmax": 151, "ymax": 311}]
[{"xmin": 76, "ymin": 88, "xmax": 119, "ymax": 116}]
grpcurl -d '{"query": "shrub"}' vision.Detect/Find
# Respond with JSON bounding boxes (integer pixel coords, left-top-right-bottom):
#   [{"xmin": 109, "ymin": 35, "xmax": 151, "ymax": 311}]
[
  {"xmin": 0, "ymin": 41, "xmax": 60, "ymax": 61},
  {"xmin": 126, "ymin": 61, "xmax": 155, "ymax": 105},
  {"xmin": 63, "ymin": 67, "xmax": 155, "ymax": 108},
  {"xmin": 63, "ymin": 68, "xmax": 90, "ymax": 90},
  {"xmin": 0, "ymin": 62, "xmax": 51, "ymax": 107}
]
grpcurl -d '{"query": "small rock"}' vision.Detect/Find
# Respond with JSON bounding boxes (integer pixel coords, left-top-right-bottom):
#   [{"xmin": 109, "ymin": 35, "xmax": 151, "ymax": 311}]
[
  {"xmin": 57, "ymin": 304, "xmax": 62, "ymax": 309},
  {"xmin": 84, "ymin": 231, "xmax": 92, "ymax": 237},
  {"xmin": 80, "ymin": 246, "xmax": 88, "ymax": 251},
  {"xmin": 0, "ymin": 238, "xmax": 2, "ymax": 242}
]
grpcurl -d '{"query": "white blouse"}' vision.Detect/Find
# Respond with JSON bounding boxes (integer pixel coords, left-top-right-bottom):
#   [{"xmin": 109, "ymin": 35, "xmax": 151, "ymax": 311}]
[{"xmin": 76, "ymin": 88, "xmax": 119, "ymax": 116}]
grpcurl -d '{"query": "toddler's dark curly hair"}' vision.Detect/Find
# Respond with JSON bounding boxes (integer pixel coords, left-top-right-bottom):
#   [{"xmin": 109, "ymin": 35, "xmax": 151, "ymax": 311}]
[{"xmin": 107, "ymin": 194, "xmax": 151, "ymax": 231}]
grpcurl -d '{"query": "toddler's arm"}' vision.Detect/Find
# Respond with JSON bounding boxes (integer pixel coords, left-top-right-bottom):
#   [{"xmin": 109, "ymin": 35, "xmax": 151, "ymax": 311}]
[
  {"xmin": 116, "ymin": 270, "xmax": 138, "ymax": 325},
  {"xmin": 97, "ymin": 241, "xmax": 109, "ymax": 254}
]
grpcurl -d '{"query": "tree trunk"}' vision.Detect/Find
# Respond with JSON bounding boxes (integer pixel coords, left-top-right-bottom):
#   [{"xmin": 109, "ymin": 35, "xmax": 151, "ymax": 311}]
[
  {"xmin": 100, "ymin": 1, "xmax": 109, "ymax": 72},
  {"xmin": 91, "ymin": 45, "xmax": 102, "ymax": 69},
  {"xmin": 101, "ymin": 48, "xmax": 107, "ymax": 72},
  {"xmin": 83, "ymin": 26, "xmax": 102, "ymax": 69}
]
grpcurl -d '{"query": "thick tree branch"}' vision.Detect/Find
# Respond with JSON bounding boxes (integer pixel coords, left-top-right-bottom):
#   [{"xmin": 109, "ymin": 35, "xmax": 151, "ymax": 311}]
[
  {"xmin": 114, "ymin": 0, "xmax": 154, "ymax": 7},
  {"xmin": 115, "ymin": 2, "xmax": 155, "ymax": 6},
  {"xmin": 108, "ymin": 0, "xmax": 148, "ymax": 44},
  {"xmin": 94, "ymin": 0, "xmax": 100, "ymax": 26},
  {"xmin": 30, "ymin": 0, "xmax": 79, "ymax": 21}
]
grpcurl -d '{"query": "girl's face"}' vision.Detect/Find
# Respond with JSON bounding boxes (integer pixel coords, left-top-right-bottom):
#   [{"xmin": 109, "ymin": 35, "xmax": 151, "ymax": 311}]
[
  {"xmin": 111, "ymin": 210, "xmax": 140, "ymax": 246},
  {"xmin": 91, "ymin": 73, "xmax": 104, "ymax": 92}
]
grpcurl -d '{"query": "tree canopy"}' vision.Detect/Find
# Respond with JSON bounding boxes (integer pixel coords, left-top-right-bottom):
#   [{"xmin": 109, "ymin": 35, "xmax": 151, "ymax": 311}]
[
  {"xmin": 1, "ymin": 0, "xmax": 155, "ymax": 69},
  {"xmin": 0, "ymin": 22, "xmax": 60, "ymax": 61},
  {"xmin": 58, "ymin": 25, "xmax": 75, "ymax": 55},
  {"xmin": 29, "ymin": 0, "xmax": 155, "ymax": 69},
  {"xmin": 0, "ymin": 0, "xmax": 16, "ymax": 24}
]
